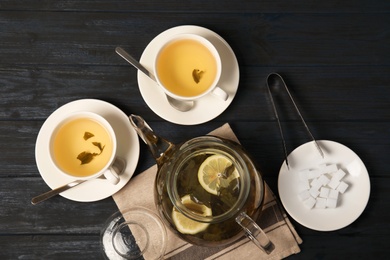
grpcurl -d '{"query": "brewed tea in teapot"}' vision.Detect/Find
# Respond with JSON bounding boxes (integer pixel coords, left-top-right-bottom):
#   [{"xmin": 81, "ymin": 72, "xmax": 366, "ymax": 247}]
[{"xmin": 130, "ymin": 115, "xmax": 274, "ymax": 253}]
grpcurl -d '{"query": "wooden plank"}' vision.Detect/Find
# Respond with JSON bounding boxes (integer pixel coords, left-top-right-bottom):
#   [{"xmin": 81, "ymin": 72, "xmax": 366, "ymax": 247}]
[
  {"xmin": 0, "ymin": 0, "xmax": 388, "ymax": 13},
  {"xmin": 1, "ymin": 66, "xmax": 389, "ymax": 121},
  {"xmin": 0, "ymin": 235, "xmax": 102, "ymax": 259},
  {"xmin": 0, "ymin": 177, "xmax": 118, "ymax": 233},
  {"xmin": 288, "ymin": 234, "xmax": 388, "ymax": 259},
  {"xmin": 0, "ymin": 233, "xmax": 388, "ymax": 259},
  {"xmin": 0, "ymin": 13, "xmax": 388, "ymax": 66}
]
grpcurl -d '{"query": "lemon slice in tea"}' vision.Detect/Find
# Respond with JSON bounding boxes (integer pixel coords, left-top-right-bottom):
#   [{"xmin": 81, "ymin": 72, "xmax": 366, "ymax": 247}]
[
  {"xmin": 172, "ymin": 195, "xmax": 212, "ymax": 235},
  {"xmin": 198, "ymin": 154, "xmax": 240, "ymax": 195}
]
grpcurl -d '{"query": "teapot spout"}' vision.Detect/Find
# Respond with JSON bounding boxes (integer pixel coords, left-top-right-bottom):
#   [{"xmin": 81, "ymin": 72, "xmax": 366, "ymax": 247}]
[{"xmin": 129, "ymin": 114, "xmax": 174, "ymax": 165}]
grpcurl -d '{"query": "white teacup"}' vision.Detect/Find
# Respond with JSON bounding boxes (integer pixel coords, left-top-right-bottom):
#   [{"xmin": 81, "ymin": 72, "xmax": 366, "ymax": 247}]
[
  {"xmin": 49, "ymin": 111, "xmax": 124, "ymax": 184},
  {"xmin": 154, "ymin": 33, "xmax": 228, "ymax": 101}
]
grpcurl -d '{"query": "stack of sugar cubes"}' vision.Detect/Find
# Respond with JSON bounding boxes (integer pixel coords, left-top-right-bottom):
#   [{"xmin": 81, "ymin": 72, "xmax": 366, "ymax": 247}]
[{"xmin": 298, "ymin": 164, "xmax": 349, "ymax": 209}]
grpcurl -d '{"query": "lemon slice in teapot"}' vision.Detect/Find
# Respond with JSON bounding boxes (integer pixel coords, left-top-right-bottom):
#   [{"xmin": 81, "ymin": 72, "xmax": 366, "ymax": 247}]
[
  {"xmin": 198, "ymin": 154, "xmax": 240, "ymax": 195},
  {"xmin": 172, "ymin": 195, "xmax": 212, "ymax": 235}
]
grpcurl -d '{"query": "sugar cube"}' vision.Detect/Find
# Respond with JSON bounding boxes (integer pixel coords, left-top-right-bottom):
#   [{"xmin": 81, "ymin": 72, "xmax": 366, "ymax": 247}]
[
  {"xmin": 309, "ymin": 186, "xmax": 320, "ymax": 198},
  {"xmin": 337, "ymin": 181, "xmax": 349, "ymax": 194},
  {"xmin": 328, "ymin": 189, "xmax": 339, "ymax": 200},
  {"xmin": 303, "ymin": 197, "xmax": 316, "ymax": 209},
  {"xmin": 311, "ymin": 178, "xmax": 322, "ymax": 190},
  {"xmin": 333, "ymin": 169, "xmax": 346, "ymax": 181},
  {"xmin": 320, "ymin": 187, "xmax": 330, "ymax": 198},
  {"xmin": 326, "ymin": 164, "xmax": 339, "ymax": 173},
  {"xmin": 324, "ymin": 164, "xmax": 338, "ymax": 174},
  {"xmin": 298, "ymin": 180, "xmax": 311, "ymax": 192},
  {"xmin": 328, "ymin": 178, "xmax": 341, "ymax": 189},
  {"xmin": 298, "ymin": 190, "xmax": 311, "ymax": 201},
  {"xmin": 297, "ymin": 163, "xmax": 351, "ymax": 210},
  {"xmin": 308, "ymin": 169, "xmax": 321, "ymax": 179},
  {"xmin": 319, "ymin": 163, "xmax": 327, "ymax": 168},
  {"xmin": 326, "ymin": 198, "xmax": 338, "ymax": 208},
  {"xmin": 318, "ymin": 175, "xmax": 330, "ymax": 186},
  {"xmin": 315, "ymin": 198, "xmax": 327, "ymax": 209},
  {"xmin": 346, "ymin": 160, "xmax": 361, "ymax": 177}
]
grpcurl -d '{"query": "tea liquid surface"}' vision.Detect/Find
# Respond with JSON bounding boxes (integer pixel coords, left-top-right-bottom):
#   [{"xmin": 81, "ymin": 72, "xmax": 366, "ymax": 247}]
[
  {"xmin": 156, "ymin": 39, "xmax": 217, "ymax": 97},
  {"xmin": 52, "ymin": 117, "xmax": 113, "ymax": 177},
  {"xmin": 176, "ymin": 152, "xmax": 240, "ymax": 219}
]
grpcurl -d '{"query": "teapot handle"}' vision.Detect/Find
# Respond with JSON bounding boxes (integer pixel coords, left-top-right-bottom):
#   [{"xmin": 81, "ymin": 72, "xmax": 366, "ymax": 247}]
[{"xmin": 235, "ymin": 212, "xmax": 275, "ymax": 254}]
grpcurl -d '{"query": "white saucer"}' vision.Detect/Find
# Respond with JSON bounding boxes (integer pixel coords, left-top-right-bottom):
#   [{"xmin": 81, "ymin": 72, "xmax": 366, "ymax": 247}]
[
  {"xmin": 35, "ymin": 99, "xmax": 140, "ymax": 202},
  {"xmin": 138, "ymin": 25, "xmax": 239, "ymax": 125},
  {"xmin": 278, "ymin": 140, "xmax": 370, "ymax": 231}
]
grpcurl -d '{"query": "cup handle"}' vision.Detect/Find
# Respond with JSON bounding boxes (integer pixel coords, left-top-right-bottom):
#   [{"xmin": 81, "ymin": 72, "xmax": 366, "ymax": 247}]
[
  {"xmin": 212, "ymin": 86, "xmax": 229, "ymax": 101},
  {"xmin": 236, "ymin": 212, "xmax": 275, "ymax": 254},
  {"xmin": 103, "ymin": 157, "xmax": 126, "ymax": 185}
]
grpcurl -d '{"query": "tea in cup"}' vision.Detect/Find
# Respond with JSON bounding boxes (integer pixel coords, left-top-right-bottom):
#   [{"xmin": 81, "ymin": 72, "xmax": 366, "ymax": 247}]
[
  {"xmin": 49, "ymin": 111, "xmax": 123, "ymax": 184},
  {"xmin": 154, "ymin": 34, "xmax": 228, "ymax": 101}
]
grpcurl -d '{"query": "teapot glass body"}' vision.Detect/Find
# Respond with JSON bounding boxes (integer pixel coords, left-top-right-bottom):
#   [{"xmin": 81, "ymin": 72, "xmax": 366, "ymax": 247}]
[{"xmin": 130, "ymin": 115, "xmax": 274, "ymax": 253}]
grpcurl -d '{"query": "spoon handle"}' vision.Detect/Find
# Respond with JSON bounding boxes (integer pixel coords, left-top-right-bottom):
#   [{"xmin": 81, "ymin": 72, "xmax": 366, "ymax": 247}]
[
  {"xmin": 115, "ymin": 46, "xmax": 194, "ymax": 112},
  {"xmin": 115, "ymin": 47, "xmax": 157, "ymax": 82},
  {"xmin": 31, "ymin": 180, "xmax": 85, "ymax": 205}
]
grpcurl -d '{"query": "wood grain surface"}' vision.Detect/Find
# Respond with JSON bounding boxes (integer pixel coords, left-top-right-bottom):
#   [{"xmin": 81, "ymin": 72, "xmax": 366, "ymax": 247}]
[{"xmin": 1, "ymin": 1, "xmax": 389, "ymax": 259}]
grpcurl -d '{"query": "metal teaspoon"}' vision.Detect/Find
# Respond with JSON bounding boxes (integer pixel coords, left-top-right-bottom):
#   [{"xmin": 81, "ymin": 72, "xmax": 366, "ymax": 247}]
[
  {"xmin": 115, "ymin": 47, "xmax": 194, "ymax": 112},
  {"xmin": 31, "ymin": 179, "xmax": 86, "ymax": 205}
]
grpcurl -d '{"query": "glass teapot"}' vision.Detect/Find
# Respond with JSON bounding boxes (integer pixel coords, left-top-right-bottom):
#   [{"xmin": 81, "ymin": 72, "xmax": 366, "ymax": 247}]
[{"xmin": 129, "ymin": 115, "xmax": 274, "ymax": 254}]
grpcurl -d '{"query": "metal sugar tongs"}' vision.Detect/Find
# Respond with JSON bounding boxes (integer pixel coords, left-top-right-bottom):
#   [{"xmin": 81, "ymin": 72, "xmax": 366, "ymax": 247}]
[{"xmin": 266, "ymin": 73, "xmax": 324, "ymax": 170}]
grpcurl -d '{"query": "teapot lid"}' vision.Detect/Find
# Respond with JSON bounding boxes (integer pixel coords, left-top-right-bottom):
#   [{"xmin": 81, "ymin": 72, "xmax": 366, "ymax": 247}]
[{"xmin": 101, "ymin": 207, "xmax": 167, "ymax": 260}]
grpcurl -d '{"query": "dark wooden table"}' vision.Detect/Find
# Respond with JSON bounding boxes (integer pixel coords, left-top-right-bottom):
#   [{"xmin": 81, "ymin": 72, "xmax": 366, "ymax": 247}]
[{"xmin": 1, "ymin": 1, "xmax": 389, "ymax": 259}]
